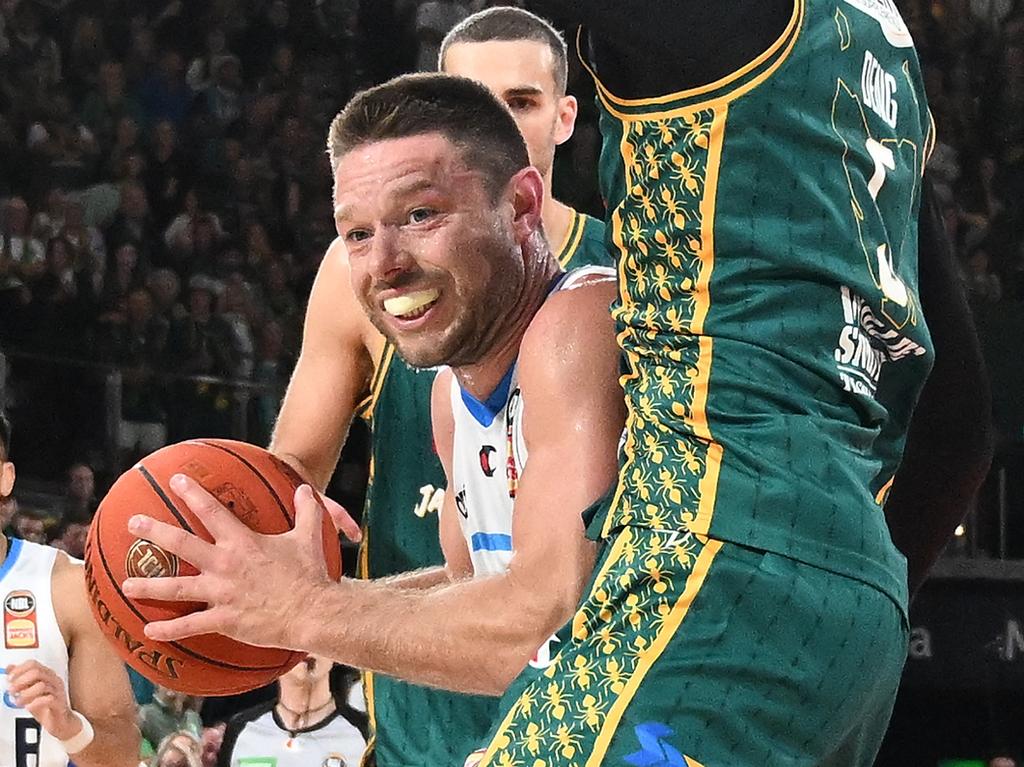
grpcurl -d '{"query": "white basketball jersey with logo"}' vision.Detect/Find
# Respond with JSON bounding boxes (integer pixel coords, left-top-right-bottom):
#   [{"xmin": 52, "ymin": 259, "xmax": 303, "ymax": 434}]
[
  {"xmin": 448, "ymin": 266, "xmax": 614, "ymax": 576},
  {"xmin": 0, "ymin": 539, "xmax": 70, "ymax": 767}
]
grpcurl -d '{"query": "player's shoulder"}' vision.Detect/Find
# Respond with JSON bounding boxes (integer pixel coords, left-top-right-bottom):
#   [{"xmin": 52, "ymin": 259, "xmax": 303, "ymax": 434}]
[{"xmin": 520, "ymin": 268, "xmax": 617, "ymax": 378}]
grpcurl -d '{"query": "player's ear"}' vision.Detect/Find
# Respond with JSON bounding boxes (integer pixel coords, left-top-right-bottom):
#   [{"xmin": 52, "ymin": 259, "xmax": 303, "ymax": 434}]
[
  {"xmin": 554, "ymin": 94, "xmax": 577, "ymax": 146},
  {"xmin": 0, "ymin": 461, "xmax": 15, "ymax": 498},
  {"xmin": 508, "ymin": 166, "xmax": 544, "ymax": 241}
]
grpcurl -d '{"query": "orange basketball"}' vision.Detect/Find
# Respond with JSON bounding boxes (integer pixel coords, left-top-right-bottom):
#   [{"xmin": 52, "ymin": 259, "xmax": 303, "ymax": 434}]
[{"xmin": 84, "ymin": 439, "xmax": 342, "ymax": 696}]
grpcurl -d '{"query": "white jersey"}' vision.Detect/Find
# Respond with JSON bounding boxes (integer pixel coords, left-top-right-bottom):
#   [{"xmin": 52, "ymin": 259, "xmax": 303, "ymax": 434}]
[
  {"xmin": 223, "ymin": 702, "xmax": 367, "ymax": 767},
  {"xmin": 0, "ymin": 539, "xmax": 70, "ymax": 767},
  {"xmin": 448, "ymin": 266, "xmax": 614, "ymax": 576}
]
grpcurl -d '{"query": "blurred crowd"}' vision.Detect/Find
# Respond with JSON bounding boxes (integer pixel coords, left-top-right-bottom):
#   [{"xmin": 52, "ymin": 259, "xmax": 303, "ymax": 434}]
[{"xmin": 0, "ymin": 0, "xmax": 1023, "ymax": 763}]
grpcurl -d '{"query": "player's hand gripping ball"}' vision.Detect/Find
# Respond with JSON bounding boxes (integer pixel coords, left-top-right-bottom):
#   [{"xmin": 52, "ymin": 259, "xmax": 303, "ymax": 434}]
[{"xmin": 84, "ymin": 439, "xmax": 343, "ymax": 695}]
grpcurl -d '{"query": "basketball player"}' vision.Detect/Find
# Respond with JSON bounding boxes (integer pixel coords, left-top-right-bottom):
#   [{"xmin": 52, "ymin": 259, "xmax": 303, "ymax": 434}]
[
  {"xmin": 268, "ymin": 9, "xmax": 609, "ymax": 765},
  {"xmin": 0, "ymin": 413, "xmax": 140, "ymax": 767},
  {"xmin": 122, "ymin": 72, "xmax": 624, "ymax": 727},
  {"xmin": 454, "ymin": 1, "xmax": 992, "ymax": 765}
]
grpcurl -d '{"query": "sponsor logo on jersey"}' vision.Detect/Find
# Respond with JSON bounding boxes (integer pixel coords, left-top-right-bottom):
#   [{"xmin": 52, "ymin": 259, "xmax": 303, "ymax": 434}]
[
  {"xmin": 842, "ymin": 0, "xmax": 914, "ymax": 48},
  {"xmin": 505, "ymin": 388, "xmax": 522, "ymax": 499},
  {"xmin": 833, "ymin": 286, "xmax": 926, "ymax": 397},
  {"xmin": 126, "ymin": 539, "xmax": 179, "ymax": 579},
  {"xmin": 455, "ymin": 488, "xmax": 469, "ymax": 519},
  {"xmin": 322, "ymin": 756, "xmax": 347, "ymax": 767},
  {"xmin": 3, "ymin": 590, "xmax": 38, "ymax": 649},
  {"xmin": 478, "ymin": 446, "xmax": 497, "ymax": 477}
]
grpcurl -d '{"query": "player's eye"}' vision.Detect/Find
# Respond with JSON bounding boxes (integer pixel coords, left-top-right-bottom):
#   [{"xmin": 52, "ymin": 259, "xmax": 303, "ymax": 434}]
[
  {"xmin": 507, "ymin": 97, "xmax": 534, "ymax": 112},
  {"xmin": 408, "ymin": 207, "xmax": 436, "ymax": 224},
  {"xmin": 345, "ymin": 228, "xmax": 372, "ymax": 244}
]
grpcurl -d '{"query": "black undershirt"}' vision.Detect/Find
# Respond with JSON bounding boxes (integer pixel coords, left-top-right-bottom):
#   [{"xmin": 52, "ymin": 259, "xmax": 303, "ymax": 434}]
[{"xmin": 529, "ymin": 0, "xmax": 793, "ymax": 98}]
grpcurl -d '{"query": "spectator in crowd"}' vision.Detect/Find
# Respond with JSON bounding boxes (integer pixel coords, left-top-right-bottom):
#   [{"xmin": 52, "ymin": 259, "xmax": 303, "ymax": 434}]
[
  {"xmin": 0, "ymin": 195, "xmax": 46, "ymax": 289},
  {"xmin": 5, "ymin": 0, "xmax": 62, "ymax": 92},
  {"xmin": 140, "ymin": 687, "xmax": 203, "ymax": 752},
  {"xmin": 145, "ymin": 119, "xmax": 191, "ymax": 228},
  {"xmin": 50, "ymin": 518, "xmax": 88, "ymax": 558},
  {"xmin": 62, "ymin": 459, "xmax": 98, "ymax": 523},
  {"xmin": 97, "ymin": 285, "xmax": 170, "ymax": 464},
  {"xmin": 97, "ymin": 240, "xmax": 146, "ymax": 321},
  {"xmin": 151, "ymin": 731, "xmax": 203, "ymax": 767},
  {"xmin": 966, "ymin": 243, "xmax": 1004, "ymax": 303},
  {"xmin": 79, "ymin": 60, "xmax": 145, "ymax": 150},
  {"xmin": 139, "ymin": 48, "xmax": 192, "ymax": 129},
  {"xmin": 217, "ymin": 656, "xmax": 366, "ymax": 767},
  {"xmin": 200, "ymin": 724, "xmax": 226, "ymax": 767},
  {"xmin": 9, "ymin": 506, "xmax": 48, "ymax": 544},
  {"xmin": 147, "ymin": 266, "xmax": 187, "ymax": 323},
  {"xmin": 105, "ymin": 180, "xmax": 158, "ymax": 266}
]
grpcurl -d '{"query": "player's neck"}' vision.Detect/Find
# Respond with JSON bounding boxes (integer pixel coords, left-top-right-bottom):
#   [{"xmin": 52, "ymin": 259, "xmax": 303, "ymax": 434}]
[
  {"xmin": 542, "ymin": 195, "xmax": 575, "ymax": 258},
  {"xmin": 0, "ymin": 534, "xmax": 6, "ymax": 565},
  {"xmin": 452, "ymin": 235, "xmax": 560, "ymax": 401}
]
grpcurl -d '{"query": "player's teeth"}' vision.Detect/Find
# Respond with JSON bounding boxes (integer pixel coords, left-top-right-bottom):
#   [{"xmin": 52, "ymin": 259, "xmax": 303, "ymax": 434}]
[{"xmin": 384, "ymin": 290, "xmax": 440, "ymax": 318}]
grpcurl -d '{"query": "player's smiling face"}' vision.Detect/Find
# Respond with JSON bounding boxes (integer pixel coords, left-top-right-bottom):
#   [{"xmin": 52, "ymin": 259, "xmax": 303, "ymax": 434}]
[{"xmin": 334, "ymin": 132, "xmax": 526, "ymax": 369}]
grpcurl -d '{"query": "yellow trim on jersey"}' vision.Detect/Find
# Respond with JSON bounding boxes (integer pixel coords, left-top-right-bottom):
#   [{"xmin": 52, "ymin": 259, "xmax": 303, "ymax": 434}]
[
  {"xmin": 577, "ymin": 0, "xmax": 803, "ymax": 113},
  {"xmin": 875, "ymin": 476, "xmax": 895, "ymax": 505},
  {"xmin": 586, "ymin": 538, "xmax": 724, "ymax": 765},
  {"xmin": 357, "ymin": 343, "xmax": 396, "ymax": 421},
  {"xmin": 555, "ymin": 208, "xmax": 586, "ymax": 268},
  {"xmin": 359, "ymin": 671, "xmax": 377, "ymax": 767},
  {"xmin": 602, "ymin": 122, "xmax": 646, "ymax": 536}
]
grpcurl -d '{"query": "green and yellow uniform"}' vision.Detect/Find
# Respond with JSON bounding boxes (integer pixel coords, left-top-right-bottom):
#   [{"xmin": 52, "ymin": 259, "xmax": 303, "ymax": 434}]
[
  {"xmin": 359, "ymin": 209, "xmax": 609, "ymax": 767},
  {"xmin": 479, "ymin": 1, "xmax": 935, "ymax": 764}
]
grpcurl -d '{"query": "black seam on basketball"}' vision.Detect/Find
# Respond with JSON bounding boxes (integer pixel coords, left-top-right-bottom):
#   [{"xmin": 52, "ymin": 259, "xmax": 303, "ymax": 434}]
[
  {"xmin": 193, "ymin": 440, "xmax": 294, "ymax": 526},
  {"xmin": 136, "ymin": 465, "xmax": 195, "ymax": 534},
  {"xmin": 93, "ymin": 497, "xmax": 291, "ymax": 674}
]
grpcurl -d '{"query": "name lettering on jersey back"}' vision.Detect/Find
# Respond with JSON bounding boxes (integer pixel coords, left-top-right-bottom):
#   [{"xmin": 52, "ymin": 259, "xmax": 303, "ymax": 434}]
[
  {"xmin": 834, "ymin": 286, "xmax": 926, "ymax": 397},
  {"xmin": 861, "ymin": 50, "xmax": 898, "ymax": 129}
]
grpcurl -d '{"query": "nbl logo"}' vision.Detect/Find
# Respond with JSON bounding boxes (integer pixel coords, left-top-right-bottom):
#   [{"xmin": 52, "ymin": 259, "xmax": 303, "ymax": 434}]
[{"xmin": 125, "ymin": 540, "xmax": 179, "ymax": 579}]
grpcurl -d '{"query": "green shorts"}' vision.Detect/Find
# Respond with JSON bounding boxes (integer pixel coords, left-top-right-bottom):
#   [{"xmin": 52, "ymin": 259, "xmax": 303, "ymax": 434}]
[{"xmin": 471, "ymin": 526, "xmax": 907, "ymax": 767}]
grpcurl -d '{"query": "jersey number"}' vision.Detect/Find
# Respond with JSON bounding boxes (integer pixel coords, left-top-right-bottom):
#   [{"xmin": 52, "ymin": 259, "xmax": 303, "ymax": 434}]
[
  {"xmin": 413, "ymin": 485, "xmax": 445, "ymax": 518},
  {"xmin": 15, "ymin": 717, "xmax": 40, "ymax": 767},
  {"xmin": 831, "ymin": 78, "xmax": 920, "ymax": 329}
]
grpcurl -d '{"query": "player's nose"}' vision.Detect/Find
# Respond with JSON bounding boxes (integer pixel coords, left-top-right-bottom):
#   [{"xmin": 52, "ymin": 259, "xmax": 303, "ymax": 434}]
[{"xmin": 367, "ymin": 224, "xmax": 413, "ymax": 282}]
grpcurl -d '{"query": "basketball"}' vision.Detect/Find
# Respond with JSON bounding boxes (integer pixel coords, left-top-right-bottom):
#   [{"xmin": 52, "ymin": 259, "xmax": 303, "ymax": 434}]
[{"xmin": 83, "ymin": 439, "xmax": 343, "ymax": 696}]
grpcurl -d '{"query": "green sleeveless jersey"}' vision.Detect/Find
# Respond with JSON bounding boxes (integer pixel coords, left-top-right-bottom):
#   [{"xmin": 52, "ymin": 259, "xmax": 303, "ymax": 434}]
[
  {"xmin": 359, "ymin": 209, "xmax": 609, "ymax": 767},
  {"xmin": 589, "ymin": 0, "xmax": 935, "ymax": 610}
]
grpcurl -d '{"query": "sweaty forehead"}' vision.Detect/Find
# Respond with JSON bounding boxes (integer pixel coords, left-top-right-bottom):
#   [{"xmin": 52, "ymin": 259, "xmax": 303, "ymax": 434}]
[{"xmin": 333, "ymin": 134, "xmax": 481, "ymax": 210}]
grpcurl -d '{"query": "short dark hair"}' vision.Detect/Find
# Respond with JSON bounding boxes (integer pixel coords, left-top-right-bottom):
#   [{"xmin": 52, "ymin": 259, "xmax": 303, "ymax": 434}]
[
  {"xmin": 440, "ymin": 7, "xmax": 568, "ymax": 95},
  {"xmin": 0, "ymin": 411, "xmax": 10, "ymax": 461},
  {"xmin": 326, "ymin": 73, "xmax": 529, "ymax": 199}
]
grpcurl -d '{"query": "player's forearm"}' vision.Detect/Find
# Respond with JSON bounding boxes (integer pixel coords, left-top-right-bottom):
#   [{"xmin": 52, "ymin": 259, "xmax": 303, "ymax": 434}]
[
  {"xmin": 271, "ymin": 448, "xmax": 338, "ymax": 493},
  {"xmin": 65, "ymin": 719, "xmax": 141, "ymax": 767},
  {"xmin": 375, "ymin": 566, "xmax": 451, "ymax": 590},
  {"xmin": 294, "ymin": 574, "xmax": 568, "ymax": 696}
]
